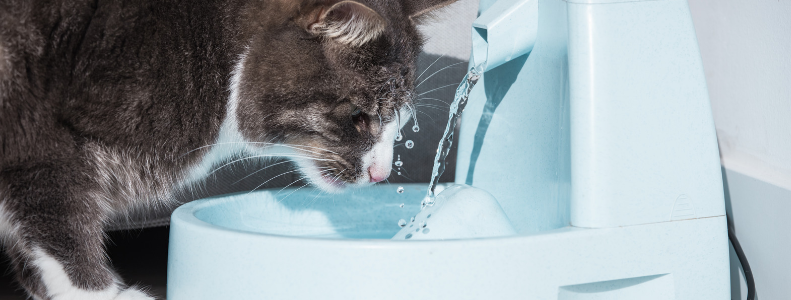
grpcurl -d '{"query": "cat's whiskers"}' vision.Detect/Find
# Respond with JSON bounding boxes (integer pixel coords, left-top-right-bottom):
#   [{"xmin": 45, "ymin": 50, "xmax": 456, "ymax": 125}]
[
  {"xmin": 206, "ymin": 153, "xmax": 330, "ymax": 178},
  {"xmin": 247, "ymin": 169, "xmax": 301, "ymax": 195},
  {"xmin": 330, "ymin": 168, "xmax": 346, "ymax": 183},
  {"xmin": 416, "ymin": 110, "xmax": 437, "ymax": 122},
  {"xmin": 377, "ymin": 77, "xmax": 396, "ymax": 92},
  {"xmin": 416, "ymin": 97, "xmax": 450, "ymax": 106},
  {"xmin": 276, "ymin": 181, "xmax": 313, "ymax": 204},
  {"xmin": 416, "ymin": 82, "xmax": 458, "ymax": 97},
  {"xmin": 278, "ymin": 145, "xmax": 341, "ymax": 158},
  {"xmin": 274, "ymin": 168, "xmax": 336, "ymax": 203},
  {"xmin": 275, "ymin": 175, "xmax": 310, "ymax": 195},
  {"xmin": 415, "ymin": 54, "xmax": 446, "ymax": 81},
  {"xmin": 304, "ymin": 168, "xmax": 347, "ymax": 208},
  {"xmin": 415, "ymin": 104, "xmax": 447, "ymax": 112},
  {"xmin": 180, "ymin": 141, "xmax": 274, "ymax": 157},
  {"xmin": 181, "ymin": 142, "xmax": 338, "ymax": 158},
  {"xmin": 287, "ymin": 143, "xmax": 341, "ymax": 154},
  {"xmin": 415, "ymin": 61, "xmax": 467, "ymax": 89},
  {"xmin": 394, "ymin": 165, "xmax": 413, "ymax": 179},
  {"xmin": 230, "ymin": 160, "xmax": 292, "ymax": 185}
]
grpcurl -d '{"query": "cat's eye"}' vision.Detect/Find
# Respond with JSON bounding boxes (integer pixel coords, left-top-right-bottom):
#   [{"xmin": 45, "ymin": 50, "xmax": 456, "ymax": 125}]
[
  {"xmin": 351, "ymin": 106, "xmax": 362, "ymax": 117},
  {"xmin": 351, "ymin": 105, "xmax": 369, "ymax": 133}
]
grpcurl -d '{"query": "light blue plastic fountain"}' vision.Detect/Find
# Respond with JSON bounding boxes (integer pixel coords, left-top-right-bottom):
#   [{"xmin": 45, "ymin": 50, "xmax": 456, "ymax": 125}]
[{"xmin": 167, "ymin": 0, "xmax": 730, "ymax": 298}]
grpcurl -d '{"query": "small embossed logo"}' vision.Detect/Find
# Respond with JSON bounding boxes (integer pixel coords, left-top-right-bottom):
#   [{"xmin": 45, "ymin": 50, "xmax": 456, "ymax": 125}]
[{"xmin": 671, "ymin": 194, "xmax": 696, "ymax": 221}]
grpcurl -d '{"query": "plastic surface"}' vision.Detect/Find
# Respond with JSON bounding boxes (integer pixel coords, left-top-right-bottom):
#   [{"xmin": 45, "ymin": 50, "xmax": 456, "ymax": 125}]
[
  {"xmin": 472, "ymin": 0, "xmax": 539, "ymax": 71},
  {"xmin": 168, "ymin": 185, "xmax": 728, "ymax": 300},
  {"xmin": 456, "ymin": 0, "xmax": 571, "ymax": 234},
  {"xmin": 565, "ymin": 0, "xmax": 724, "ymax": 228}
]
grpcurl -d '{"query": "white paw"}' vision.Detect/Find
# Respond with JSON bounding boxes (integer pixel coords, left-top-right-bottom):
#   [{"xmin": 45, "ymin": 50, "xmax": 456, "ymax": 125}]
[{"xmin": 115, "ymin": 288, "xmax": 155, "ymax": 300}]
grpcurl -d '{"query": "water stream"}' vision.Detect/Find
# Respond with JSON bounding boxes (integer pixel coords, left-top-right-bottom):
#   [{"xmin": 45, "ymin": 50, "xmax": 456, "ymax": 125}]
[{"xmin": 421, "ymin": 65, "xmax": 484, "ymax": 208}]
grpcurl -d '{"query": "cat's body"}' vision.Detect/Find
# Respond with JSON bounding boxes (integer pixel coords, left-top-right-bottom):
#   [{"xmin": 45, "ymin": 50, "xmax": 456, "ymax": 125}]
[{"xmin": 0, "ymin": 0, "xmax": 453, "ymax": 298}]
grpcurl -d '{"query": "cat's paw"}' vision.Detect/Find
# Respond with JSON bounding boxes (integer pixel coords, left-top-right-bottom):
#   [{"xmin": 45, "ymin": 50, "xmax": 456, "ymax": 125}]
[{"xmin": 114, "ymin": 288, "xmax": 155, "ymax": 300}]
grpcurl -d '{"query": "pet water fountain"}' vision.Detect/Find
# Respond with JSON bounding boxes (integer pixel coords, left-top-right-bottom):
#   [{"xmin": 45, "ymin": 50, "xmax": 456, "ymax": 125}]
[{"xmin": 167, "ymin": 0, "xmax": 730, "ymax": 298}]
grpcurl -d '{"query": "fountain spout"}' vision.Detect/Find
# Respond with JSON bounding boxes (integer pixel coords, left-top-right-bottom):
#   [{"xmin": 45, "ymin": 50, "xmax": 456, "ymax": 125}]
[{"xmin": 471, "ymin": 0, "xmax": 539, "ymax": 72}]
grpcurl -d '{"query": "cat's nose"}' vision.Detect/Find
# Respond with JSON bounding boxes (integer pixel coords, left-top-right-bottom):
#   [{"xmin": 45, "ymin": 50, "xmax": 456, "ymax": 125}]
[{"xmin": 368, "ymin": 165, "xmax": 389, "ymax": 183}]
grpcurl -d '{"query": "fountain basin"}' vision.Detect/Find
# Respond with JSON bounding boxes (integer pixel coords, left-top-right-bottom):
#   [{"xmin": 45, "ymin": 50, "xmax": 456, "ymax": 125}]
[{"xmin": 167, "ymin": 183, "xmax": 728, "ymax": 300}]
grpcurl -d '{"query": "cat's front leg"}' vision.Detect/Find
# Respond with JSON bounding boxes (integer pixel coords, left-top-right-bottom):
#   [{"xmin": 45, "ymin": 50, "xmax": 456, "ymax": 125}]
[{"xmin": 0, "ymin": 161, "xmax": 154, "ymax": 300}]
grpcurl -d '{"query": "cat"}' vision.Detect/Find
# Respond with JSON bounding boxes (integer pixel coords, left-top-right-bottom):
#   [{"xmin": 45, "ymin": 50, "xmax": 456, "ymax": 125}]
[{"xmin": 0, "ymin": 0, "xmax": 456, "ymax": 298}]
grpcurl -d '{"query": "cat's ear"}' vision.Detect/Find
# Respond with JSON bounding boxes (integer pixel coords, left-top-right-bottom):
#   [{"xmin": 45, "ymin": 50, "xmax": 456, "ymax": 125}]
[
  {"xmin": 309, "ymin": 1, "xmax": 386, "ymax": 47},
  {"xmin": 402, "ymin": 0, "xmax": 458, "ymax": 19}
]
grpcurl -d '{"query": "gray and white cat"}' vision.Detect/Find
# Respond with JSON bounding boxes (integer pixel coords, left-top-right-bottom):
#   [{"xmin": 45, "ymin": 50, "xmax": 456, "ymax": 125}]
[{"xmin": 0, "ymin": 0, "xmax": 455, "ymax": 298}]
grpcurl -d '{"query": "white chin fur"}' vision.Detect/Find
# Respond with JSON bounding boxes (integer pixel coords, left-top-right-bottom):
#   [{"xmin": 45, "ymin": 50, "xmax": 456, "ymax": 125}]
[
  {"xmin": 294, "ymin": 106, "xmax": 410, "ymax": 192},
  {"xmin": 291, "ymin": 156, "xmax": 347, "ymax": 193}
]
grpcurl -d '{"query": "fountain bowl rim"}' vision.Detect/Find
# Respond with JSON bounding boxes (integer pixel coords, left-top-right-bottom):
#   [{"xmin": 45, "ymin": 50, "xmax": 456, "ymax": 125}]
[{"xmin": 171, "ymin": 189, "xmax": 555, "ymax": 246}]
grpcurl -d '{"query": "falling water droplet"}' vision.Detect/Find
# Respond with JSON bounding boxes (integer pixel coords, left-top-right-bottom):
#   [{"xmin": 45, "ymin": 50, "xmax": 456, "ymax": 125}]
[
  {"xmin": 396, "ymin": 186, "xmax": 404, "ymax": 194},
  {"xmin": 412, "ymin": 125, "xmax": 420, "ymax": 132},
  {"xmin": 422, "ymin": 228, "xmax": 430, "ymax": 234},
  {"xmin": 394, "ymin": 160, "xmax": 403, "ymax": 167},
  {"xmin": 399, "ymin": 203, "xmax": 404, "ymax": 208},
  {"xmin": 395, "ymin": 132, "xmax": 403, "ymax": 141},
  {"xmin": 410, "ymin": 217, "xmax": 415, "ymax": 223},
  {"xmin": 397, "ymin": 172, "xmax": 401, "ymax": 175},
  {"xmin": 427, "ymin": 214, "xmax": 432, "ymax": 219},
  {"xmin": 405, "ymin": 140, "xmax": 414, "ymax": 149},
  {"xmin": 405, "ymin": 233, "xmax": 413, "ymax": 239},
  {"xmin": 420, "ymin": 221, "xmax": 427, "ymax": 228},
  {"xmin": 398, "ymin": 219, "xmax": 406, "ymax": 227}
]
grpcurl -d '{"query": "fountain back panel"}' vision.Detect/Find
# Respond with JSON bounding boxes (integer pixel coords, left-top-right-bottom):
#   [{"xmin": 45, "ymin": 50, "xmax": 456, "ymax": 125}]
[{"xmin": 167, "ymin": 0, "xmax": 730, "ymax": 299}]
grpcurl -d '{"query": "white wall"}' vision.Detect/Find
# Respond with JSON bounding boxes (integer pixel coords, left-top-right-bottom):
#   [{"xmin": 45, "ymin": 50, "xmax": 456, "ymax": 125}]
[
  {"xmin": 688, "ymin": 1, "xmax": 791, "ymax": 299},
  {"xmin": 689, "ymin": 0, "xmax": 791, "ymax": 191}
]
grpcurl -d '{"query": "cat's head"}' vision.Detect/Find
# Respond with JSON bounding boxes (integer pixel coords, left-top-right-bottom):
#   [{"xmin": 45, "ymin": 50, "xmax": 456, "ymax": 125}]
[{"xmin": 234, "ymin": 0, "xmax": 455, "ymax": 191}]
